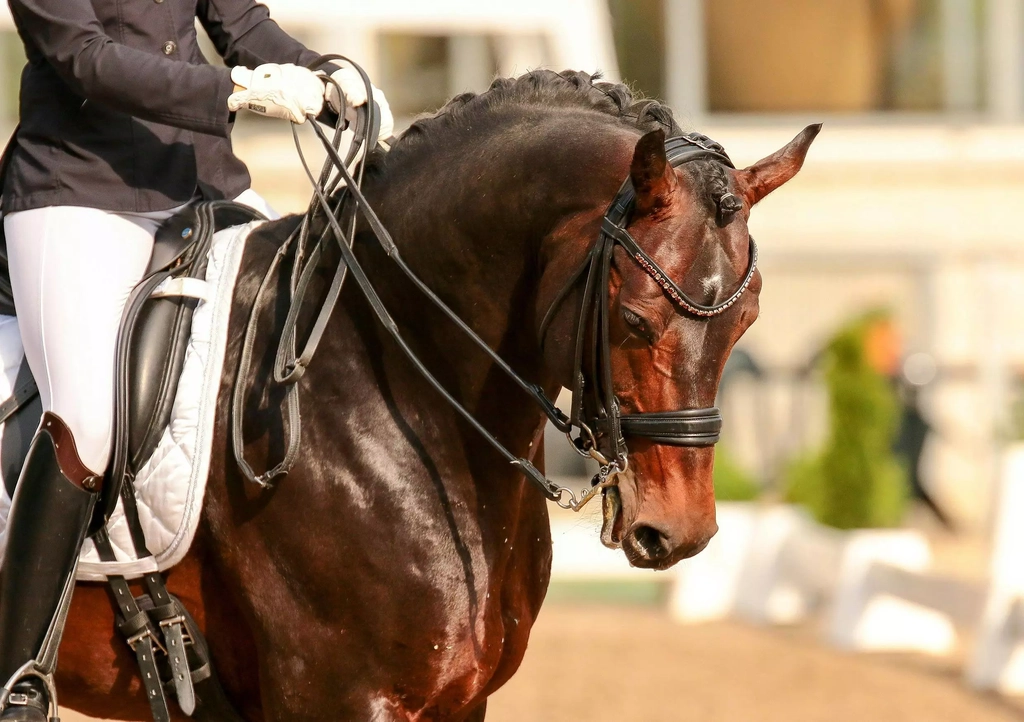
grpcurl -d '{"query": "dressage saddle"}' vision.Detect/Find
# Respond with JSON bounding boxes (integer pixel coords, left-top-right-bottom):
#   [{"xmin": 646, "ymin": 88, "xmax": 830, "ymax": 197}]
[
  {"xmin": 0, "ymin": 199, "xmax": 262, "ymax": 722},
  {"xmin": 0, "ymin": 200, "xmax": 264, "ymax": 523}
]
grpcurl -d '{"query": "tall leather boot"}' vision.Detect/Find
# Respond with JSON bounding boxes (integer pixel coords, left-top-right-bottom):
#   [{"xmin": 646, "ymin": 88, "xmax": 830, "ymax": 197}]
[{"xmin": 0, "ymin": 413, "xmax": 101, "ymax": 721}]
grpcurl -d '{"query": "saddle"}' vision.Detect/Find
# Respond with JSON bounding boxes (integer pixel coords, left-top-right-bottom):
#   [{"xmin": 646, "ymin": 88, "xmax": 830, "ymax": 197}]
[
  {"xmin": 0, "ymin": 200, "xmax": 262, "ymax": 722},
  {"xmin": 0, "ymin": 201, "xmax": 264, "ymax": 514}
]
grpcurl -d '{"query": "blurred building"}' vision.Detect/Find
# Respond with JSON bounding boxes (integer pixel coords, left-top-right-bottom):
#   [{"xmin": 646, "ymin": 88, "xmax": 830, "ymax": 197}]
[
  {"xmin": 668, "ymin": 0, "xmax": 1024, "ymax": 533},
  {"xmin": 0, "ymin": 1, "xmax": 1021, "ymax": 530}
]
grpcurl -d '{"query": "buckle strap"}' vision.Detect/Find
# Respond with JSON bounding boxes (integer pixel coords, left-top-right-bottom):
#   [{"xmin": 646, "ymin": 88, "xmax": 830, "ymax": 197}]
[
  {"xmin": 126, "ymin": 627, "xmax": 167, "ymax": 656},
  {"xmin": 132, "ymin": 633, "xmax": 171, "ymax": 722},
  {"xmin": 94, "ymin": 531, "xmax": 172, "ymax": 722},
  {"xmin": 119, "ymin": 611, "xmax": 167, "ymax": 655},
  {"xmin": 161, "ymin": 619, "xmax": 196, "ymax": 715},
  {"xmin": 94, "ymin": 523, "xmax": 221, "ymax": 718},
  {"xmin": 3, "ymin": 680, "xmax": 47, "ymax": 717},
  {"xmin": 139, "ymin": 574, "xmax": 198, "ymax": 715}
]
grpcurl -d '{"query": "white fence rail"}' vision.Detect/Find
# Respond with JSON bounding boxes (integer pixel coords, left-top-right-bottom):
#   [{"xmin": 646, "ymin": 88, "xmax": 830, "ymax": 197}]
[{"xmin": 550, "ymin": 458, "xmax": 1024, "ymax": 701}]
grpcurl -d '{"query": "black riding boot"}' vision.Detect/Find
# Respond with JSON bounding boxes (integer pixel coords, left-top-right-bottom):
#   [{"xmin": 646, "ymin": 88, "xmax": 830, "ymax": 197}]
[{"xmin": 0, "ymin": 413, "xmax": 101, "ymax": 721}]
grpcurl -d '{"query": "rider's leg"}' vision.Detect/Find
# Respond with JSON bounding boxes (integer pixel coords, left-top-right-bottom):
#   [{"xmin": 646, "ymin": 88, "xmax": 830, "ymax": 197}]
[
  {"xmin": 0, "ymin": 206, "xmax": 157, "ymax": 719},
  {"xmin": 0, "ymin": 415, "xmax": 100, "ymax": 721}
]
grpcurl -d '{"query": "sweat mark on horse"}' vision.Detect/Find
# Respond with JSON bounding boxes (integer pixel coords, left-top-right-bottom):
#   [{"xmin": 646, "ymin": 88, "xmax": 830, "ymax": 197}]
[{"xmin": 51, "ymin": 69, "xmax": 818, "ymax": 720}]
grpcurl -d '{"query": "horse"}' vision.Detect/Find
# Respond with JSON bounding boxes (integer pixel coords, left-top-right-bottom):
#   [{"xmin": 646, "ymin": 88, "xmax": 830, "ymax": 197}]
[{"xmin": 47, "ymin": 70, "xmax": 818, "ymax": 721}]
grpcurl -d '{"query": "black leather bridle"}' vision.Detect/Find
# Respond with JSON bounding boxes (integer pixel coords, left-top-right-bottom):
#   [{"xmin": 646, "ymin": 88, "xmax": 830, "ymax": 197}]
[
  {"xmin": 234, "ymin": 58, "xmax": 757, "ymax": 509},
  {"xmin": 537, "ymin": 134, "xmax": 758, "ymax": 474}
]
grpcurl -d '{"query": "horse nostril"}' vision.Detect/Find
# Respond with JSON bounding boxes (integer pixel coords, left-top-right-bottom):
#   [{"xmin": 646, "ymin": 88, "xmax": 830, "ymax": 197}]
[{"xmin": 632, "ymin": 525, "xmax": 669, "ymax": 560}]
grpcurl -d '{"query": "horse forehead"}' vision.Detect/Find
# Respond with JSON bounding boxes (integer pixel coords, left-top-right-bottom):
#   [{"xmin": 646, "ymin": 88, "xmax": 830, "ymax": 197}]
[{"xmin": 623, "ymin": 217, "xmax": 718, "ymax": 300}]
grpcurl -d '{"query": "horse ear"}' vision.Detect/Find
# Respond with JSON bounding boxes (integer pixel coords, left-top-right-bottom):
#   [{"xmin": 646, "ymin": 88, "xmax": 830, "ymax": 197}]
[
  {"xmin": 734, "ymin": 124, "xmax": 821, "ymax": 207},
  {"xmin": 630, "ymin": 129, "xmax": 677, "ymax": 215}
]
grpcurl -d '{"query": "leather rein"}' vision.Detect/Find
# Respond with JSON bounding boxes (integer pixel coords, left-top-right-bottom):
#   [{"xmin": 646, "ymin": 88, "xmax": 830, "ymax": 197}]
[{"xmin": 232, "ymin": 58, "xmax": 757, "ymax": 511}]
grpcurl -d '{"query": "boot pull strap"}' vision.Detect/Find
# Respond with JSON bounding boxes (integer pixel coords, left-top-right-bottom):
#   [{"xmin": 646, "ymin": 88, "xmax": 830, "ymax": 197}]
[{"xmin": 39, "ymin": 412, "xmax": 102, "ymax": 492}]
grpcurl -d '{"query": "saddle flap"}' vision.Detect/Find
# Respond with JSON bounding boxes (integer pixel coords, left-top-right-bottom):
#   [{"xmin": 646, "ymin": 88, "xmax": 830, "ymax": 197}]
[
  {"xmin": 127, "ymin": 295, "xmax": 197, "ymax": 468},
  {"xmin": 98, "ymin": 200, "xmax": 266, "ymax": 531}
]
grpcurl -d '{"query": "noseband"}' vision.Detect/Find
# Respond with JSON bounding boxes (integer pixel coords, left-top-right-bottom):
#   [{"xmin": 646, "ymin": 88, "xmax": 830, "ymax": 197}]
[{"xmin": 539, "ymin": 133, "xmax": 758, "ymax": 469}]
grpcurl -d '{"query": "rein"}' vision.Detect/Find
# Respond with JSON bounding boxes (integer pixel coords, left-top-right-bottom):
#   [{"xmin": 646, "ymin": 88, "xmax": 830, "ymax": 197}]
[{"xmin": 231, "ymin": 61, "xmax": 757, "ymax": 510}]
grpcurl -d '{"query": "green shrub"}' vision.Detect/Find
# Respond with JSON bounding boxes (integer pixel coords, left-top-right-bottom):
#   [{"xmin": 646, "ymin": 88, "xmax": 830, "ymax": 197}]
[
  {"xmin": 783, "ymin": 310, "xmax": 909, "ymax": 529},
  {"xmin": 713, "ymin": 446, "xmax": 760, "ymax": 502}
]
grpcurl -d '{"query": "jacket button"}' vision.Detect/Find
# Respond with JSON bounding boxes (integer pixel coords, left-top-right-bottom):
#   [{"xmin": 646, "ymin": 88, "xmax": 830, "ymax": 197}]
[
  {"xmin": 162, "ymin": 41, "xmax": 177, "ymax": 55},
  {"xmin": 155, "ymin": 0, "xmax": 164, "ymax": 3}
]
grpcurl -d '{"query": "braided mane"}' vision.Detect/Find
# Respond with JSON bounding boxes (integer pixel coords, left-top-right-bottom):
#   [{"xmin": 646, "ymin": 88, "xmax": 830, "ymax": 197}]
[
  {"xmin": 395, "ymin": 69, "xmax": 683, "ymax": 148},
  {"xmin": 371, "ymin": 69, "xmax": 735, "ymax": 213}
]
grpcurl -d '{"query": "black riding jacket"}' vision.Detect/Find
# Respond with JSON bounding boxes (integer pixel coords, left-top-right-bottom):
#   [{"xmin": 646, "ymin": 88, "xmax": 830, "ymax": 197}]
[{"xmin": 3, "ymin": 0, "xmax": 325, "ymax": 213}]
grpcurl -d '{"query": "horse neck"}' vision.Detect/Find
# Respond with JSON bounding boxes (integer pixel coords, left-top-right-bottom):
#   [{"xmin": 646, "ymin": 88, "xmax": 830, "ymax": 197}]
[{"xmin": 360, "ymin": 117, "xmax": 635, "ymax": 428}]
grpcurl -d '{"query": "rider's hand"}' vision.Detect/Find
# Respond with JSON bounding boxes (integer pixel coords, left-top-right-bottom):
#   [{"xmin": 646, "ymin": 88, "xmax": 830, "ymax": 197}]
[
  {"xmin": 323, "ymin": 65, "xmax": 395, "ymax": 142},
  {"xmin": 228, "ymin": 64, "xmax": 325, "ymax": 124}
]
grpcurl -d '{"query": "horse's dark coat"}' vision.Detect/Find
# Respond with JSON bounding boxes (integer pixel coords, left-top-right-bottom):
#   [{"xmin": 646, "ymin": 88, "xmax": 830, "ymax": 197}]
[{"xmin": 51, "ymin": 70, "xmax": 818, "ymax": 721}]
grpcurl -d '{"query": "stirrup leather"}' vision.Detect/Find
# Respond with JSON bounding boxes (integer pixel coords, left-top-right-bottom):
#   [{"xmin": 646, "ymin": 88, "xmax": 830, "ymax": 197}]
[{"xmin": 94, "ymin": 528, "xmax": 214, "ymax": 722}]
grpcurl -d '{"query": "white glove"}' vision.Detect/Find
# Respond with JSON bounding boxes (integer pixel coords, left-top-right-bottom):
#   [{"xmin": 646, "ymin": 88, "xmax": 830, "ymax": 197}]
[
  {"xmin": 324, "ymin": 65, "xmax": 394, "ymax": 142},
  {"xmin": 228, "ymin": 64, "xmax": 325, "ymax": 124}
]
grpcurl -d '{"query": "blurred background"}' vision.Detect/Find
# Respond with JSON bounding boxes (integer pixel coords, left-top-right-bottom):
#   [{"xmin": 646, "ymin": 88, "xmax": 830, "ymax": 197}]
[{"xmin": 4, "ymin": 0, "xmax": 1022, "ymax": 720}]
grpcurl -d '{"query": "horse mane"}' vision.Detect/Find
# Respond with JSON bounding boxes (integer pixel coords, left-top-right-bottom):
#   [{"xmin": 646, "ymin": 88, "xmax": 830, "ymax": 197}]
[
  {"xmin": 369, "ymin": 68, "xmax": 734, "ymax": 214},
  {"xmin": 398, "ymin": 69, "xmax": 681, "ymax": 144}
]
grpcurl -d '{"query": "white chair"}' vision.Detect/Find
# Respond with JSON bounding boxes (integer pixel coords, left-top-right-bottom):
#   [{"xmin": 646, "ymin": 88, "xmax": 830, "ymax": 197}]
[
  {"xmin": 967, "ymin": 447, "xmax": 1024, "ymax": 694},
  {"xmin": 733, "ymin": 505, "xmax": 842, "ymax": 626},
  {"xmin": 668, "ymin": 501, "xmax": 760, "ymax": 623},
  {"xmin": 825, "ymin": 530, "xmax": 963, "ymax": 655}
]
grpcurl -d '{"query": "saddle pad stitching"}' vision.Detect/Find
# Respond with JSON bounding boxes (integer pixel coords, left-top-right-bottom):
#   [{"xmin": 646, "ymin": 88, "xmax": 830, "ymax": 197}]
[
  {"xmin": 154, "ymin": 221, "xmax": 260, "ymax": 567},
  {"xmin": 131, "ymin": 221, "xmax": 256, "ymax": 568}
]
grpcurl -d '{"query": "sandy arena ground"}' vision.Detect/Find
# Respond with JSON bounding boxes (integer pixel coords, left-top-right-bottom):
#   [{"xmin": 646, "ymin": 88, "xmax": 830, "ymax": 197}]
[
  {"xmin": 64, "ymin": 603, "xmax": 1023, "ymax": 722},
  {"xmin": 487, "ymin": 606, "xmax": 1024, "ymax": 722}
]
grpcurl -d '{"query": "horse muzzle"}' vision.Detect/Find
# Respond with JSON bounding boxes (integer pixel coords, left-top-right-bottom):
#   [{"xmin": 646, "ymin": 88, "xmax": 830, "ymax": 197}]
[{"xmin": 599, "ymin": 465, "xmax": 719, "ymax": 570}]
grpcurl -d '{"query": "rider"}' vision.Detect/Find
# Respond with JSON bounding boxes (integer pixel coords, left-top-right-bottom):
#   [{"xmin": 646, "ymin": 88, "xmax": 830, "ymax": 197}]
[{"xmin": 0, "ymin": 1, "xmax": 392, "ymax": 719}]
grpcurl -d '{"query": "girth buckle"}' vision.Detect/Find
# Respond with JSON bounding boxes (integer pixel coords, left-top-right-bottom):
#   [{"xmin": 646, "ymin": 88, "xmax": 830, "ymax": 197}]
[
  {"xmin": 159, "ymin": 615, "xmax": 194, "ymax": 645},
  {"xmin": 127, "ymin": 627, "xmax": 168, "ymax": 656}
]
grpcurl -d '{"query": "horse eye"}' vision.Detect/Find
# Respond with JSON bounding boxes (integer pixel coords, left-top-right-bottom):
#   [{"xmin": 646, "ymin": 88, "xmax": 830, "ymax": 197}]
[{"xmin": 622, "ymin": 308, "xmax": 652, "ymax": 340}]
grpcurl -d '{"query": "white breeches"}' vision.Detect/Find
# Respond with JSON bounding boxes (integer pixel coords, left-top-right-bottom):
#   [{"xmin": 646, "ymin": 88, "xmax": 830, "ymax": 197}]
[{"xmin": 3, "ymin": 189, "xmax": 277, "ymax": 473}]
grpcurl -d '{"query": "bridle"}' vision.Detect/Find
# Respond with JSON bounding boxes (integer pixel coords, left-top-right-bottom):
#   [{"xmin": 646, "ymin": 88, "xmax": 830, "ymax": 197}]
[
  {"xmin": 537, "ymin": 134, "xmax": 758, "ymax": 492},
  {"xmin": 233, "ymin": 58, "xmax": 758, "ymax": 511}
]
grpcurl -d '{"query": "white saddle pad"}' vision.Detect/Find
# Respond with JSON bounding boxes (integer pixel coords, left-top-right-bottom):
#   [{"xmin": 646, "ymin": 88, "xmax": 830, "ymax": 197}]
[{"xmin": 0, "ymin": 220, "xmax": 263, "ymax": 582}]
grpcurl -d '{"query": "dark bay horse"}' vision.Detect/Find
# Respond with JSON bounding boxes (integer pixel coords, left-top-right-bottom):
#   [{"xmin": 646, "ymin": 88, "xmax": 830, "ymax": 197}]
[{"xmin": 51, "ymin": 71, "xmax": 818, "ymax": 720}]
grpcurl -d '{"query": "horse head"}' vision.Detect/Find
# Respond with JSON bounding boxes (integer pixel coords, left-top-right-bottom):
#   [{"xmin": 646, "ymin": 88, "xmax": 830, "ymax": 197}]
[{"xmin": 541, "ymin": 124, "xmax": 819, "ymax": 570}]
